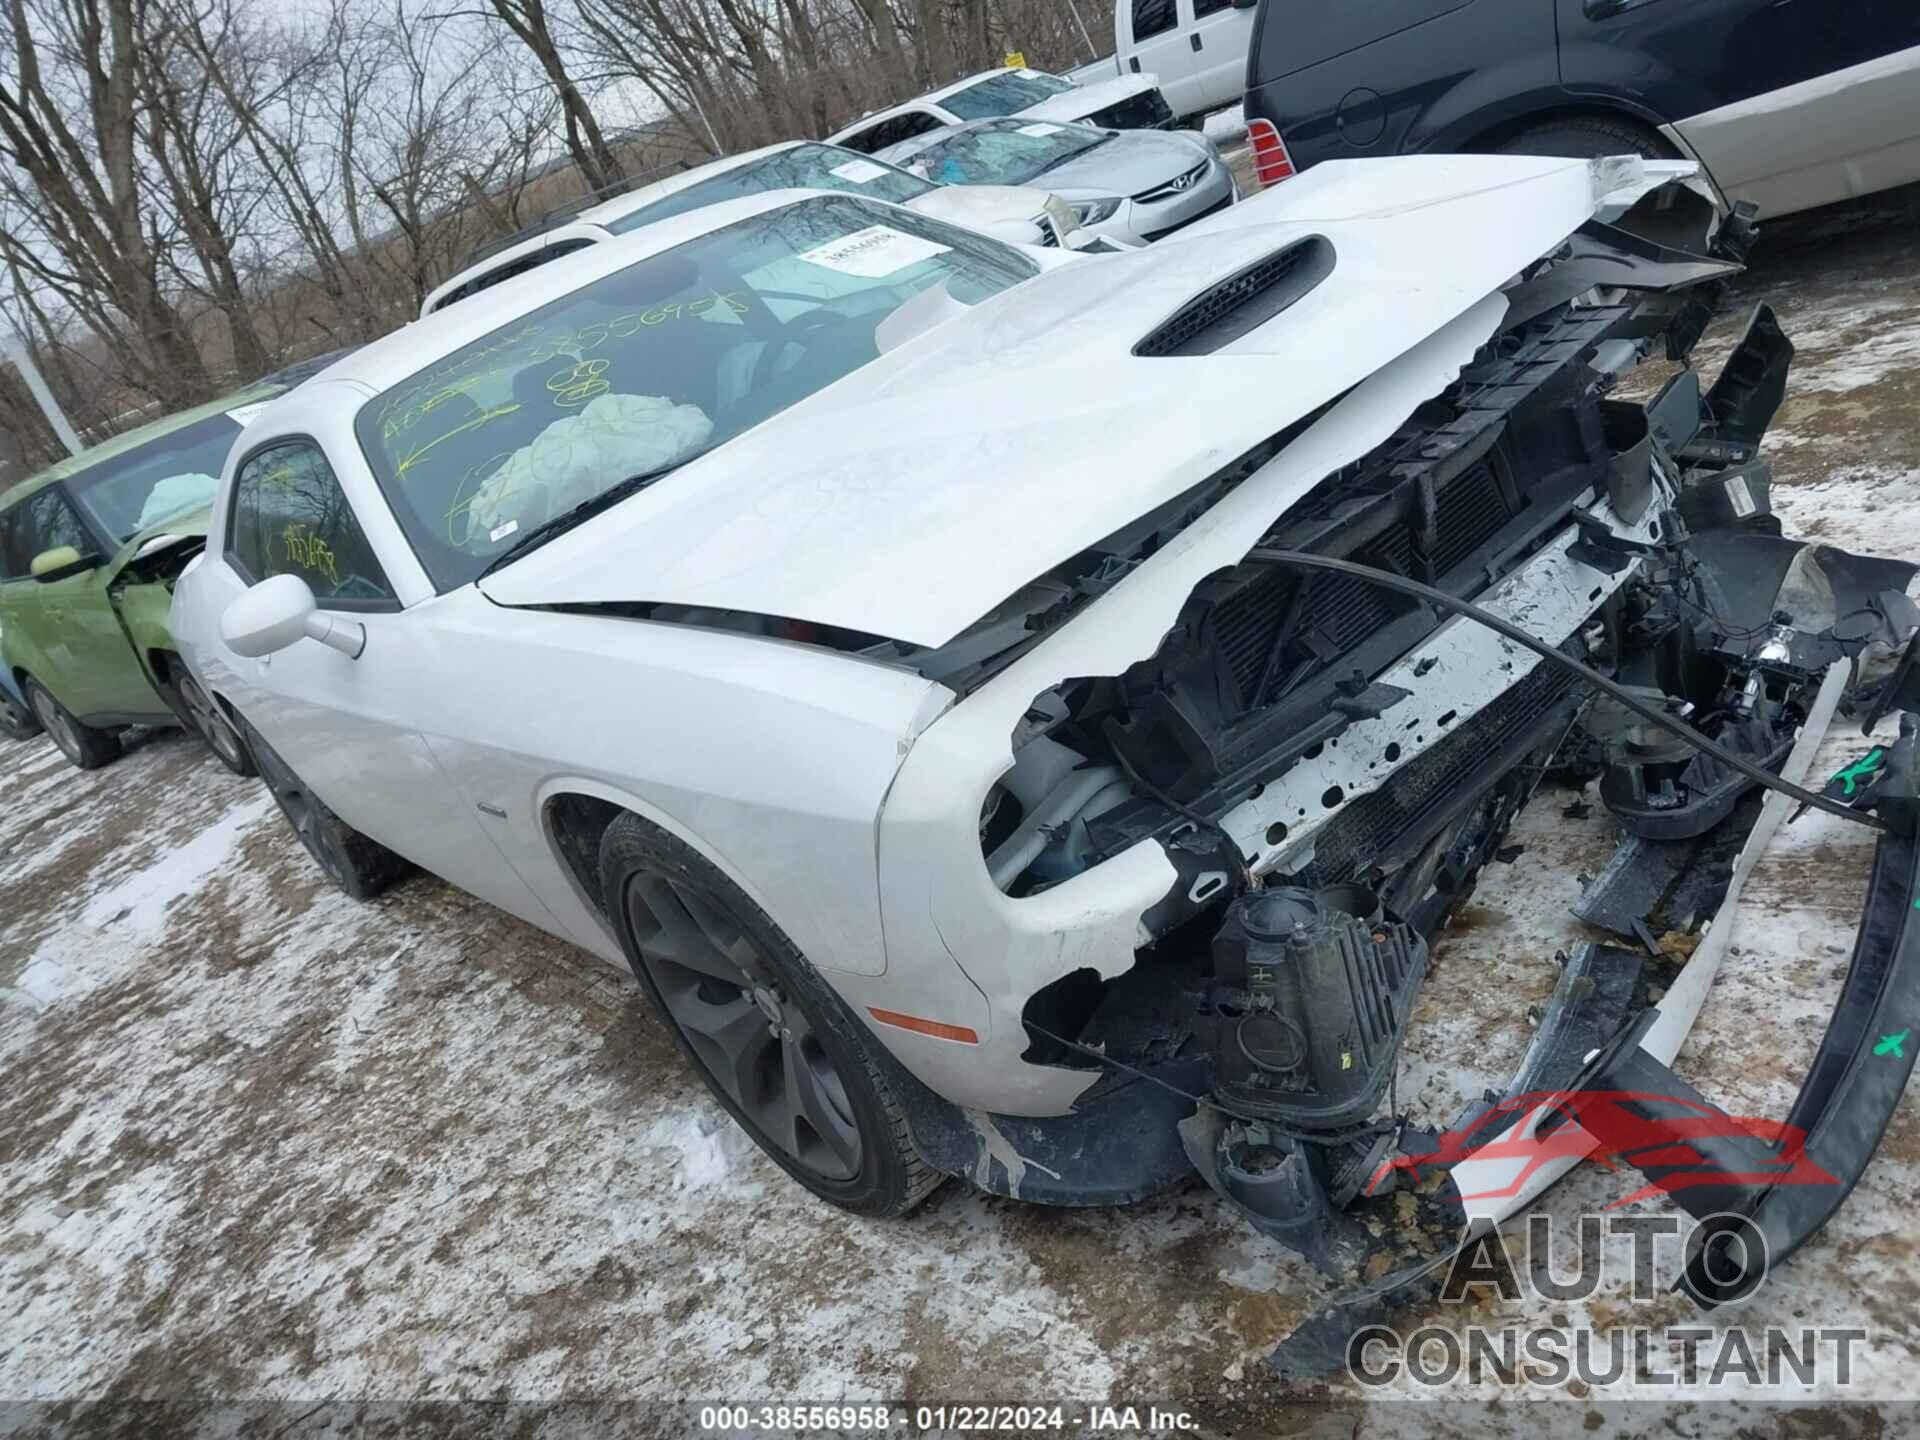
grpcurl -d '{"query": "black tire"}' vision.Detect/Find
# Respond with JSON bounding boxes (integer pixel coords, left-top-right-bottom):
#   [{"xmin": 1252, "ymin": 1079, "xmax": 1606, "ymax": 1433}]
[
  {"xmin": 1496, "ymin": 115, "xmax": 1671, "ymax": 162},
  {"xmin": 163, "ymin": 661, "xmax": 256, "ymax": 778},
  {"xmin": 23, "ymin": 676, "xmax": 122, "ymax": 770},
  {"xmin": 0, "ymin": 681, "xmax": 40, "ymax": 743},
  {"xmin": 598, "ymin": 812, "xmax": 939, "ymax": 1218},
  {"xmin": 239, "ymin": 714, "xmax": 411, "ymax": 901}
]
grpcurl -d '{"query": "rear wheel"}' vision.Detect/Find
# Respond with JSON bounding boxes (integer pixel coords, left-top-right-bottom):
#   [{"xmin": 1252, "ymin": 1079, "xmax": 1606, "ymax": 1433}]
[
  {"xmin": 0, "ymin": 683, "xmax": 40, "ymax": 743},
  {"xmin": 1496, "ymin": 115, "xmax": 1671, "ymax": 162},
  {"xmin": 598, "ymin": 813, "xmax": 938, "ymax": 1217},
  {"xmin": 23, "ymin": 677, "xmax": 122, "ymax": 770},
  {"xmin": 240, "ymin": 714, "xmax": 410, "ymax": 900}
]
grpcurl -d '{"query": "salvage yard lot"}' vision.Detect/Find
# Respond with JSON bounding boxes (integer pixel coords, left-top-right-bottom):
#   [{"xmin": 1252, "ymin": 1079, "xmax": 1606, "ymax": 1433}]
[{"xmin": 3, "ymin": 184, "xmax": 1919, "ymax": 1431}]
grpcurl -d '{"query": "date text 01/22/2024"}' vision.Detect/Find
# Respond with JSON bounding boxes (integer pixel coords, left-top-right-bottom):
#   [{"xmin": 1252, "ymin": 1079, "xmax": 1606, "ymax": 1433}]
[{"xmin": 695, "ymin": 1405, "xmax": 1201, "ymax": 1432}]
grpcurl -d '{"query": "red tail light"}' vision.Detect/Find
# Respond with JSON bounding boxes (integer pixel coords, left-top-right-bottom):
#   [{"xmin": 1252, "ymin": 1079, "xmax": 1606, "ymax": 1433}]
[{"xmin": 1248, "ymin": 118, "xmax": 1296, "ymax": 188}]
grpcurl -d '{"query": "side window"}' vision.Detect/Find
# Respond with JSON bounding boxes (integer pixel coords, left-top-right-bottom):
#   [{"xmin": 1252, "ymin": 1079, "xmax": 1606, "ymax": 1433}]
[
  {"xmin": 837, "ymin": 119, "xmax": 892, "ymax": 156},
  {"xmin": 841, "ymin": 110, "xmax": 943, "ymax": 154},
  {"xmin": 0, "ymin": 487, "xmax": 91, "ymax": 578},
  {"xmin": 430, "ymin": 238, "xmax": 596, "ymax": 314},
  {"xmin": 0, "ymin": 504, "xmax": 28, "ymax": 580},
  {"xmin": 1193, "ymin": 0, "xmax": 1230, "ymax": 17},
  {"xmin": 1131, "ymin": 0, "xmax": 1177, "ymax": 41},
  {"xmin": 890, "ymin": 111, "xmax": 945, "ymax": 146},
  {"xmin": 227, "ymin": 443, "xmax": 396, "ymax": 608}
]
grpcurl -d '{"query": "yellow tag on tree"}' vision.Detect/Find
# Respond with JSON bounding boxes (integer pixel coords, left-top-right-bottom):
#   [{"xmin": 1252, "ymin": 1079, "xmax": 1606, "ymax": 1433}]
[{"xmin": 1004, "ymin": 51, "xmax": 1027, "ymax": 69}]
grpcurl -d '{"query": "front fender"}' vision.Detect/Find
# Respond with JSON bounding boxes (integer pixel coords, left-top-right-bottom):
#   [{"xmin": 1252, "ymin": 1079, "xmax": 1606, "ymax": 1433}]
[{"xmin": 113, "ymin": 579, "xmax": 178, "ymax": 689}]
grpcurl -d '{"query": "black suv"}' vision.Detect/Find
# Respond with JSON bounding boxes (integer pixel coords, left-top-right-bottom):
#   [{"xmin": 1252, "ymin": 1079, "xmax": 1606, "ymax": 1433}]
[{"xmin": 1243, "ymin": 0, "xmax": 1920, "ymax": 217}]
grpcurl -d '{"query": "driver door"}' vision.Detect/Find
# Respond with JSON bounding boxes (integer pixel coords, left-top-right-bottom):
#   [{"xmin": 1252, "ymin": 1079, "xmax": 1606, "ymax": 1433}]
[
  {"xmin": 0, "ymin": 484, "xmax": 159, "ymax": 720},
  {"xmin": 219, "ymin": 439, "xmax": 550, "ymax": 922}
]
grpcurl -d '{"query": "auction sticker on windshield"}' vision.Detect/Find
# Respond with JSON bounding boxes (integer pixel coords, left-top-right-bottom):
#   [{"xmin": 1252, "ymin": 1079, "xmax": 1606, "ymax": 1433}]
[
  {"xmin": 829, "ymin": 158, "xmax": 890, "ymax": 185},
  {"xmin": 1017, "ymin": 123, "xmax": 1063, "ymax": 137},
  {"xmin": 797, "ymin": 225, "xmax": 951, "ymax": 278},
  {"xmin": 225, "ymin": 401, "xmax": 275, "ymax": 428}
]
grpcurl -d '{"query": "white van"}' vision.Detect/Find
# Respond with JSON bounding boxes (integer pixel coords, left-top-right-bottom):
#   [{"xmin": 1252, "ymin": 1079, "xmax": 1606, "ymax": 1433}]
[{"xmin": 1113, "ymin": 0, "xmax": 1256, "ymax": 126}]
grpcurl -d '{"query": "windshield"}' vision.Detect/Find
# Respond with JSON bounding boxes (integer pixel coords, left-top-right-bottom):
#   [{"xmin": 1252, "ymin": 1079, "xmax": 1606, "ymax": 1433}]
[
  {"xmin": 897, "ymin": 121, "xmax": 1107, "ymax": 187},
  {"xmin": 67, "ymin": 403, "xmax": 269, "ymax": 544},
  {"xmin": 358, "ymin": 195, "xmax": 1038, "ymax": 590},
  {"xmin": 604, "ymin": 146, "xmax": 935, "ymax": 234},
  {"xmin": 941, "ymin": 71, "xmax": 1076, "ymax": 120}
]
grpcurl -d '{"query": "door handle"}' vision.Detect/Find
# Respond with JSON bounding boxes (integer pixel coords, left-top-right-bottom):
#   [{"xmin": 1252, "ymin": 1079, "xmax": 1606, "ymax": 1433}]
[
  {"xmin": 1129, "ymin": 55, "xmax": 1141, "ymax": 71},
  {"xmin": 1189, "ymin": 31, "xmax": 1203, "ymax": 50}
]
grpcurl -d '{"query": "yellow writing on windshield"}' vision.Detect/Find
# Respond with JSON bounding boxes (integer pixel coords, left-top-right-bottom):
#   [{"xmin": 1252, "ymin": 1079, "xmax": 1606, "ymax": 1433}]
[
  {"xmin": 392, "ymin": 402, "xmax": 523, "ymax": 484},
  {"xmin": 547, "ymin": 358, "xmax": 610, "ymax": 408},
  {"xmin": 375, "ymin": 295, "xmax": 751, "ymax": 447}
]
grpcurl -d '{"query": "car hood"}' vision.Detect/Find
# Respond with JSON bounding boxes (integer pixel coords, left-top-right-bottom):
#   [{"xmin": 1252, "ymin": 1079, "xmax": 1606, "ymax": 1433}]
[
  {"xmin": 905, "ymin": 184, "xmax": 1051, "ymax": 232},
  {"xmin": 1026, "ymin": 130, "xmax": 1210, "ymax": 198},
  {"xmin": 1015, "ymin": 74, "xmax": 1161, "ymax": 124},
  {"xmin": 478, "ymin": 156, "xmax": 1695, "ymax": 650}
]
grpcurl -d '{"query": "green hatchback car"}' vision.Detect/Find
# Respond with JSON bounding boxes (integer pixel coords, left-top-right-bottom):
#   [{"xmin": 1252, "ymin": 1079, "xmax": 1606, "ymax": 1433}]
[{"xmin": 0, "ymin": 387, "xmax": 283, "ymax": 772}]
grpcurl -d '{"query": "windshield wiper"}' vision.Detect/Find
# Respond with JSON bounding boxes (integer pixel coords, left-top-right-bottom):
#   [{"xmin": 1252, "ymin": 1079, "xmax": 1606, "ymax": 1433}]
[{"xmin": 477, "ymin": 457, "xmax": 693, "ymax": 580}]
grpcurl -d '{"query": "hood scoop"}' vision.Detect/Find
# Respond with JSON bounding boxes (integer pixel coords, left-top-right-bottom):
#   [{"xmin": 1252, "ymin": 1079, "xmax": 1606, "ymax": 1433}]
[{"xmin": 1134, "ymin": 237, "xmax": 1336, "ymax": 358}]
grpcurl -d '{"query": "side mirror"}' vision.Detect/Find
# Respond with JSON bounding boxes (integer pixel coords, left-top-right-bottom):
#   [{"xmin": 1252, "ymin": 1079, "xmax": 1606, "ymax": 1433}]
[
  {"xmin": 221, "ymin": 574, "xmax": 366, "ymax": 659},
  {"xmin": 30, "ymin": 546, "xmax": 97, "ymax": 582}
]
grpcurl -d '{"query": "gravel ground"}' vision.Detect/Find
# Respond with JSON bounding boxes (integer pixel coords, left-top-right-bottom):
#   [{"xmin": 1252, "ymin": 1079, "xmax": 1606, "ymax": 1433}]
[{"xmin": 2, "ymin": 182, "xmax": 1918, "ymax": 1436}]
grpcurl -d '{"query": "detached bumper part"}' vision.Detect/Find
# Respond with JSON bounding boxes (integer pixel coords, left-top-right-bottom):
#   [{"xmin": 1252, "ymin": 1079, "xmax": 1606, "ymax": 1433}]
[
  {"xmin": 1575, "ymin": 721, "xmax": 1920, "ymax": 1306},
  {"xmin": 1270, "ymin": 713, "xmax": 1920, "ymax": 1381}
]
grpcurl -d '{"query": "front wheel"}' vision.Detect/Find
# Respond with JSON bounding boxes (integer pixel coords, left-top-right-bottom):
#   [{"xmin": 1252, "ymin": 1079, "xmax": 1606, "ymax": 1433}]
[
  {"xmin": 598, "ymin": 813, "xmax": 939, "ymax": 1217},
  {"xmin": 239, "ymin": 714, "xmax": 410, "ymax": 901},
  {"xmin": 23, "ymin": 677, "xmax": 122, "ymax": 770}
]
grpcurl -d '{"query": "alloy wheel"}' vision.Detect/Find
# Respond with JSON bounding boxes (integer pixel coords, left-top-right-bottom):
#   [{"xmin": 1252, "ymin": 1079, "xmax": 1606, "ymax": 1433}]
[
  {"xmin": 177, "ymin": 672, "xmax": 247, "ymax": 771},
  {"xmin": 253, "ymin": 731, "xmax": 347, "ymax": 887},
  {"xmin": 624, "ymin": 872, "xmax": 863, "ymax": 1181},
  {"xmin": 29, "ymin": 686, "xmax": 83, "ymax": 765}
]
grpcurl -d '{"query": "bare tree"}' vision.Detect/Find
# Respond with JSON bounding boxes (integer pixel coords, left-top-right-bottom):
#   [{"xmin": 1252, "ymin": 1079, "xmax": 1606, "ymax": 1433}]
[
  {"xmin": 0, "ymin": 0, "xmax": 211, "ymax": 402},
  {"xmin": 474, "ymin": 0, "xmax": 622, "ymax": 190}
]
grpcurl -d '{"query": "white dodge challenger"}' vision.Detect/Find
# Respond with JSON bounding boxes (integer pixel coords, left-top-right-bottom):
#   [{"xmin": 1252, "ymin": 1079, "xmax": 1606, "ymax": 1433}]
[{"xmin": 171, "ymin": 161, "xmax": 1920, "ymax": 1313}]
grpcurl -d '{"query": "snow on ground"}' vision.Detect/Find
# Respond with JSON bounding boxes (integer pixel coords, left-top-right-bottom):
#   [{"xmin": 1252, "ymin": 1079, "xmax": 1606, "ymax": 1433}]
[{"xmin": 2, "ymin": 185, "xmax": 1918, "ymax": 1433}]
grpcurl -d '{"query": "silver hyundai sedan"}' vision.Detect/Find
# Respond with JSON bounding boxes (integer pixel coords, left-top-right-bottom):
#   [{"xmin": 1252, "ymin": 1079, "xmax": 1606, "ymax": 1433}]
[{"xmin": 877, "ymin": 117, "xmax": 1236, "ymax": 244}]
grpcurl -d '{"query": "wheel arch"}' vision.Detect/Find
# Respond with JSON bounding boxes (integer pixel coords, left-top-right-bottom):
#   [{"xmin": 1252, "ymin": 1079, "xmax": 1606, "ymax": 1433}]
[
  {"xmin": 537, "ymin": 780, "xmax": 787, "ymax": 958},
  {"xmin": 1450, "ymin": 99, "xmax": 1680, "ymax": 156}
]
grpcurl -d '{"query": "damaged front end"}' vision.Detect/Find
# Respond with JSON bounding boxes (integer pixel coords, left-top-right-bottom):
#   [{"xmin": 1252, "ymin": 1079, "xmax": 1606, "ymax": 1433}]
[{"xmin": 877, "ymin": 178, "xmax": 1920, "ymax": 1333}]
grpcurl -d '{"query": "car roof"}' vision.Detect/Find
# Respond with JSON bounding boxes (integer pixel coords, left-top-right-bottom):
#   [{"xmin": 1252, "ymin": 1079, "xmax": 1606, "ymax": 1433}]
[
  {"xmin": 314, "ymin": 189, "xmax": 870, "ymax": 401},
  {"xmin": 574, "ymin": 142, "xmax": 809, "ymax": 227},
  {"xmin": 882, "ymin": 116, "xmax": 1076, "ymax": 165},
  {"xmin": 424, "ymin": 142, "xmax": 940, "ymax": 316},
  {"xmin": 1, "ymin": 382, "xmax": 286, "ymax": 509},
  {"xmin": 839, "ymin": 67, "xmax": 1049, "ymax": 131}
]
